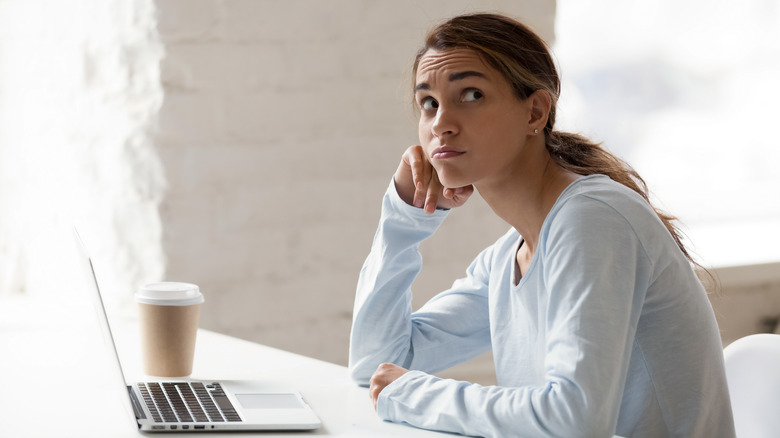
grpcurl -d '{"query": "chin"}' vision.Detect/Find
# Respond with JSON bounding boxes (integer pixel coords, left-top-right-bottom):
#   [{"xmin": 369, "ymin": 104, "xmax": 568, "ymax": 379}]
[{"xmin": 436, "ymin": 170, "xmax": 469, "ymax": 190}]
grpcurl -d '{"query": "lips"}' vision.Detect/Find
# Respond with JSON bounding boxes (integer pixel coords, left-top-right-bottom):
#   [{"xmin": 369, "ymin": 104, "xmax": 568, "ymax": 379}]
[{"xmin": 431, "ymin": 146, "xmax": 465, "ymax": 160}]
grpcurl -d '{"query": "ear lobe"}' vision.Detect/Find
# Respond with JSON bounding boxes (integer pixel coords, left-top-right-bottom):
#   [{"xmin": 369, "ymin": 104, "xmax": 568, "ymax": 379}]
[{"xmin": 527, "ymin": 90, "xmax": 552, "ymax": 131}]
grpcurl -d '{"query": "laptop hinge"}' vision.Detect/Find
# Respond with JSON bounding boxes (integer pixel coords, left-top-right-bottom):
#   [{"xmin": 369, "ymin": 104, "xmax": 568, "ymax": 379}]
[{"xmin": 127, "ymin": 385, "xmax": 147, "ymax": 420}]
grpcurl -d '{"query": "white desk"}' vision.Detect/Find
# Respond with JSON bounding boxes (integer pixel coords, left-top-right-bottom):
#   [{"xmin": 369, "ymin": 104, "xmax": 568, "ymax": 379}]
[
  {"xmin": 1, "ymin": 296, "xmax": 628, "ymax": 438},
  {"xmin": 0, "ymin": 296, "xmax": 447, "ymax": 437}
]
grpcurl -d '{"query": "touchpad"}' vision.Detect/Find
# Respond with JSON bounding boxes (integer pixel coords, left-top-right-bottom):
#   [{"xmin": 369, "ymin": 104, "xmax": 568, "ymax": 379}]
[{"xmin": 236, "ymin": 393, "xmax": 305, "ymax": 409}]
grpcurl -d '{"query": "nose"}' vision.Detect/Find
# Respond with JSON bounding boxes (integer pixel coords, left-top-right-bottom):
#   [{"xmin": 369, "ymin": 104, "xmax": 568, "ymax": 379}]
[{"xmin": 431, "ymin": 106, "xmax": 458, "ymax": 138}]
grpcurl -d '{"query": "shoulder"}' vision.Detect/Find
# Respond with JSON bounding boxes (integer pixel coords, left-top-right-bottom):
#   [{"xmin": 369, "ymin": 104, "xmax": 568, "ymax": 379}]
[
  {"xmin": 540, "ymin": 175, "xmax": 666, "ymax": 260},
  {"xmin": 547, "ymin": 175, "xmax": 660, "ymax": 234}
]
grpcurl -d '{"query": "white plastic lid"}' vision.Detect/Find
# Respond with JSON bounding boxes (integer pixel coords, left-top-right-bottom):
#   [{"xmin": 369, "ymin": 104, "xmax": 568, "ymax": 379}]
[{"xmin": 135, "ymin": 282, "xmax": 204, "ymax": 306}]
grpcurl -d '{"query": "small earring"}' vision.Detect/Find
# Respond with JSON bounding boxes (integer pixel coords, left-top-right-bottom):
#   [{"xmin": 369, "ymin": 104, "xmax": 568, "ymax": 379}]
[{"xmin": 533, "ymin": 129, "xmax": 539, "ymax": 134}]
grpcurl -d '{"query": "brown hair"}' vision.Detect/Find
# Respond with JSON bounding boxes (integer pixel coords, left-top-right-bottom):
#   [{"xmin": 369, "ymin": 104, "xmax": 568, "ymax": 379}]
[{"xmin": 413, "ymin": 13, "xmax": 713, "ymax": 285}]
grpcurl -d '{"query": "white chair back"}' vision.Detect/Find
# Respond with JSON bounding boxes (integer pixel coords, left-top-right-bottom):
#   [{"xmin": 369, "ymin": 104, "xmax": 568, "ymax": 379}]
[{"xmin": 723, "ymin": 333, "xmax": 780, "ymax": 438}]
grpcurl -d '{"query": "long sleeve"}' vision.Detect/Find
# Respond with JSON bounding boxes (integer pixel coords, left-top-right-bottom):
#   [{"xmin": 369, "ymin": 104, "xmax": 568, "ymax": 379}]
[
  {"xmin": 348, "ymin": 180, "xmax": 492, "ymax": 385},
  {"xmin": 353, "ymin": 176, "xmax": 734, "ymax": 437},
  {"xmin": 375, "ymin": 193, "xmax": 652, "ymax": 437}
]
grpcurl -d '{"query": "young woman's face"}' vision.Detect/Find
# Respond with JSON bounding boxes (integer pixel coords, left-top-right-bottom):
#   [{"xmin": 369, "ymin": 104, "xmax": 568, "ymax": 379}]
[{"xmin": 415, "ymin": 48, "xmax": 534, "ymax": 189}]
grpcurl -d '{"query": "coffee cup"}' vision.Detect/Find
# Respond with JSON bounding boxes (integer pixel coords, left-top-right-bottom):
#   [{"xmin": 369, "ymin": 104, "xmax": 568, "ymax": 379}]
[{"xmin": 135, "ymin": 282, "xmax": 204, "ymax": 377}]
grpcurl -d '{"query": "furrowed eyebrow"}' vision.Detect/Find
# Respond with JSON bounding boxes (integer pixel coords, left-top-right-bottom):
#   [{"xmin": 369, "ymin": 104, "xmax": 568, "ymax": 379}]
[
  {"xmin": 449, "ymin": 71, "xmax": 486, "ymax": 81},
  {"xmin": 414, "ymin": 70, "xmax": 487, "ymax": 92}
]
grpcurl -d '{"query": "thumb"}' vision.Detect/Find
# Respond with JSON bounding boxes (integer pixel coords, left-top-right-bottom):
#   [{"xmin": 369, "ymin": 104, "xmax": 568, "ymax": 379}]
[{"xmin": 443, "ymin": 185, "xmax": 474, "ymax": 205}]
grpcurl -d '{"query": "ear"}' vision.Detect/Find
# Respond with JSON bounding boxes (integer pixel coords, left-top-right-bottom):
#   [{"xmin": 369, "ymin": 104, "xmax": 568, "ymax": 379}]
[{"xmin": 527, "ymin": 90, "xmax": 552, "ymax": 133}]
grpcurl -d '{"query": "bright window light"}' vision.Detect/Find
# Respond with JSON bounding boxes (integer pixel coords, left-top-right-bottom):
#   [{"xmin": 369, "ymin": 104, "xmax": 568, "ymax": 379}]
[{"xmin": 554, "ymin": 0, "xmax": 780, "ymax": 268}]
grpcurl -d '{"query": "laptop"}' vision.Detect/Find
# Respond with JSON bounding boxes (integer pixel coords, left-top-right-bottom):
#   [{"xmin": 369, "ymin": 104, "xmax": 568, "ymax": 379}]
[{"xmin": 73, "ymin": 229, "xmax": 321, "ymax": 432}]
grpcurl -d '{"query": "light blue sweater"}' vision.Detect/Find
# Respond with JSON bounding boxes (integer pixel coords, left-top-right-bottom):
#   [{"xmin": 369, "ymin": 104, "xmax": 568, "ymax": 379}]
[{"xmin": 349, "ymin": 175, "xmax": 734, "ymax": 437}]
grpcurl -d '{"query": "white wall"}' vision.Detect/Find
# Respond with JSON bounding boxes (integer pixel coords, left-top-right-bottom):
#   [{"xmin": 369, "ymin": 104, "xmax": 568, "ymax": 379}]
[
  {"xmin": 2, "ymin": 0, "xmax": 777, "ymax": 387},
  {"xmin": 142, "ymin": 0, "xmax": 780, "ymax": 380},
  {"xmin": 0, "ymin": 0, "xmax": 554, "ymax": 382},
  {"xmin": 0, "ymin": 0, "xmax": 165, "ymax": 312},
  {"xmin": 154, "ymin": 0, "xmax": 557, "ymax": 368}
]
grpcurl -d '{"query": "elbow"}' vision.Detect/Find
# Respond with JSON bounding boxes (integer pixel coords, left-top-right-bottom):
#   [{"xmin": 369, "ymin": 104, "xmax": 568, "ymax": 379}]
[
  {"xmin": 348, "ymin": 338, "xmax": 413, "ymax": 387},
  {"xmin": 541, "ymin": 413, "xmax": 613, "ymax": 438},
  {"xmin": 348, "ymin": 336, "xmax": 371, "ymax": 386},
  {"xmin": 537, "ymin": 384, "xmax": 617, "ymax": 437},
  {"xmin": 348, "ymin": 356, "xmax": 374, "ymax": 387},
  {"xmin": 349, "ymin": 366, "xmax": 371, "ymax": 387},
  {"xmin": 567, "ymin": 419, "xmax": 614, "ymax": 438}
]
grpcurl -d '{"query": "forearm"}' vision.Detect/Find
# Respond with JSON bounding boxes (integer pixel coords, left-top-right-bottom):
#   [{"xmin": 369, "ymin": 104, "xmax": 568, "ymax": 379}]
[
  {"xmin": 348, "ymin": 181, "xmax": 449, "ymax": 384},
  {"xmin": 378, "ymin": 371, "xmax": 619, "ymax": 438}
]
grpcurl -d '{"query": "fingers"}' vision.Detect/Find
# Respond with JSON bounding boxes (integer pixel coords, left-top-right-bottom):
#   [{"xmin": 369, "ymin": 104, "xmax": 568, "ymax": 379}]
[
  {"xmin": 442, "ymin": 186, "xmax": 465, "ymax": 199},
  {"xmin": 442, "ymin": 184, "xmax": 475, "ymax": 206},
  {"xmin": 368, "ymin": 364, "xmax": 389, "ymax": 411},
  {"xmin": 408, "ymin": 146, "xmax": 429, "ymax": 209},
  {"xmin": 394, "ymin": 145, "xmax": 425, "ymax": 207},
  {"xmin": 394, "ymin": 145, "xmax": 472, "ymax": 212},
  {"xmin": 368, "ymin": 373, "xmax": 382, "ymax": 411},
  {"xmin": 368, "ymin": 363, "xmax": 410, "ymax": 411},
  {"xmin": 406, "ymin": 146, "xmax": 442, "ymax": 214},
  {"xmin": 423, "ymin": 171, "xmax": 443, "ymax": 214}
]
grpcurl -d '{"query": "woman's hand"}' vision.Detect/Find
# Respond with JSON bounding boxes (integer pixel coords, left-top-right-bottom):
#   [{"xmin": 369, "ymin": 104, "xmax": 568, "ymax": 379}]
[
  {"xmin": 394, "ymin": 145, "xmax": 474, "ymax": 214},
  {"xmin": 368, "ymin": 363, "xmax": 410, "ymax": 411}
]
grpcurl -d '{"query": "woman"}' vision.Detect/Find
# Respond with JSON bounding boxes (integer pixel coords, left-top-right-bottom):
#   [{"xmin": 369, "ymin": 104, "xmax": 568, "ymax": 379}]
[{"xmin": 349, "ymin": 13, "xmax": 734, "ymax": 438}]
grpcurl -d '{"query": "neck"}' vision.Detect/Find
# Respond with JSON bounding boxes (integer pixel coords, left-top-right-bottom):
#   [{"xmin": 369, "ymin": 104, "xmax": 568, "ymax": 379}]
[{"xmin": 477, "ymin": 141, "xmax": 578, "ymax": 252}]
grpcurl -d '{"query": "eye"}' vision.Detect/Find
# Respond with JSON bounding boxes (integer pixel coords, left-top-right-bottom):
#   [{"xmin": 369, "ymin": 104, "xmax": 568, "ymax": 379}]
[
  {"xmin": 420, "ymin": 96, "xmax": 438, "ymax": 111},
  {"xmin": 462, "ymin": 89, "xmax": 484, "ymax": 102}
]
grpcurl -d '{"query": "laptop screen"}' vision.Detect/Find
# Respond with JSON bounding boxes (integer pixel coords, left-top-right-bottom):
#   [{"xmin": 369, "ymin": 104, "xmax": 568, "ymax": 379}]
[{"xmin": 73, "ymin": 228, "xmax": 138, "ymax": 425}]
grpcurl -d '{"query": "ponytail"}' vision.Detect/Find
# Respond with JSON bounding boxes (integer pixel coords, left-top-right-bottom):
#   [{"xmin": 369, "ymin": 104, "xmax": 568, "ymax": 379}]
[
  {"xmin": 415, "ymin": 13, "xmax": 715, "ymax": 290},
  {"xmin": 546, "ymin": 131, "xmax": 715, "ymax": 289}
]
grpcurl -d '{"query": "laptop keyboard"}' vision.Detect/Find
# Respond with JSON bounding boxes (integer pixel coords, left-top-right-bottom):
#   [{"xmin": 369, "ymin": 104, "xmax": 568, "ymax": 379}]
[{"xmin": 137, "ymin": 382, "xmax": 242, "ymax": 423}]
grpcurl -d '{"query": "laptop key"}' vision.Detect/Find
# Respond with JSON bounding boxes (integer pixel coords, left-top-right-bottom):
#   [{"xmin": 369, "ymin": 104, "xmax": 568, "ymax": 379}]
[
  {"xmin": 213, "ymin": 395, "xmax": 241, "ymax": 421},
  {"xmin": 136, "ymin": 381, "xmax": 242, "ymax": 424},
  {"xmin": 163, "ymin": 383, "xmax": 194, "ymax": 423}
]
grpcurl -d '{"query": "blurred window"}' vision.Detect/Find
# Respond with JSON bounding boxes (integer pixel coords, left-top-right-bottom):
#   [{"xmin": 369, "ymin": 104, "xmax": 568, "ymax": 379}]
[{"xmin": 554, "ymin": 0, "xmax": 780, "ymax": 267}]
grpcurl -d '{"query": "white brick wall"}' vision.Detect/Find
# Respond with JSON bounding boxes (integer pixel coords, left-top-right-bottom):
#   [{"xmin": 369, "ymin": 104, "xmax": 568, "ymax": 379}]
[
  {"xmin": 154, "ymin": 0, "xmax": 557, "ymax": 367},
  {"xmin": 2, "ymin": 0, "xmax": 777, "ymax": 386},
  {"xmin": 0, "ymin": 0, "xmax": 165, "ymax": 312}
]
